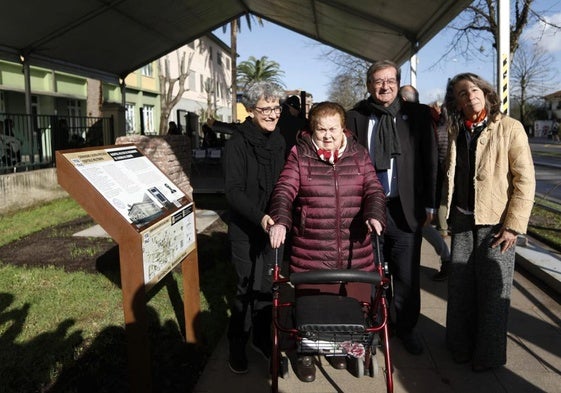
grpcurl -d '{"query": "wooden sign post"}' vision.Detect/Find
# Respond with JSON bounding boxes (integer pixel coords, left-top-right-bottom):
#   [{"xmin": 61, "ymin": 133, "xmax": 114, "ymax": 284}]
[{"xmin": 56, "ymin": 144, "xmax": 200, "ymax": 393}]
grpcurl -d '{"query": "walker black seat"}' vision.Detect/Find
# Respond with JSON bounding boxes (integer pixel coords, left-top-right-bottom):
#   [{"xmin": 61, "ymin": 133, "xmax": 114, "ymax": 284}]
[
  {"xmin": 296, "ymin": 294, "xmax": 366, "ymax": 340},
  {"xmin": 290, "ymin": 269, "xmax": 381, "ymax": 286}
]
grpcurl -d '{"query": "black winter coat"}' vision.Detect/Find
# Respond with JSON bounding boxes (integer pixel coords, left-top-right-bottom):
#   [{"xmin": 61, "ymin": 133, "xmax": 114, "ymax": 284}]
[{"xmin": 223, "ymin": 118, "xmax": 286, "ymax": 241}]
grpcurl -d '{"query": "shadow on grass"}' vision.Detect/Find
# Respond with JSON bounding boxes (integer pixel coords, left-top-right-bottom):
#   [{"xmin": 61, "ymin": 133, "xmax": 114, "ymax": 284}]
[
  {"xmin": 0, "ymin": 217, "xmax": 235, "ymax": 392},
  {"xmin": 48, "ymin": 306, "xmax": 210, "ymax": 393}
]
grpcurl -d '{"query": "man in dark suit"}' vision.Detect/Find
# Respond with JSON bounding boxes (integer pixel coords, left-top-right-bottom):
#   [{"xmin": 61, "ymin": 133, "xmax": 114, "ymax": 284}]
[{"xmin": 346, "ymin": 60, "xmax": 438, "ymax": 355}]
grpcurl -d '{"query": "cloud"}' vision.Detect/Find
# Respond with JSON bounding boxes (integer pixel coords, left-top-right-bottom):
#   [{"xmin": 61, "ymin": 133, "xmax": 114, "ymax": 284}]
[{"xmin": 523, "ymin": 12, "xmax": 561, "ymax": 53}]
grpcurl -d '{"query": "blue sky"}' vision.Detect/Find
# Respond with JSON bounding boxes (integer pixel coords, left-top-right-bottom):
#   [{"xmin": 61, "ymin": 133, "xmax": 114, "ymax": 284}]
[{"xmin": 213, "ymin": 1, "xmax": 561, "ymax": 105}]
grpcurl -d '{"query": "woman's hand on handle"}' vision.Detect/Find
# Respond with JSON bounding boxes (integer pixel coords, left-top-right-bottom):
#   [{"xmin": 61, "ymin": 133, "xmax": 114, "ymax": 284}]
[
  {"xmin": 268, "ymin": 224, "xmax": 287, "ymax": 249},
  {"xmin": 365, "ymin": 218, "xmax": 383, "ymax": 236}
]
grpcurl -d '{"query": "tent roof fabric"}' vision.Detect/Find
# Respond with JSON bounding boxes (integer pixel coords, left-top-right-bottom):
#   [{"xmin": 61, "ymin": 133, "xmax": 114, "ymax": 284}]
[{"xmin": 1, "ymin": 0, "xmax": 471, "ymax": 83}]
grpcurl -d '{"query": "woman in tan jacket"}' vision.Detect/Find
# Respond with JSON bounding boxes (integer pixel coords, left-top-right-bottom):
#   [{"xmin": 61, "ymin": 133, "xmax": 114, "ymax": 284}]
[{"xmin": 441, "ymin": 73, "xmax": 535, "ymax": 372}]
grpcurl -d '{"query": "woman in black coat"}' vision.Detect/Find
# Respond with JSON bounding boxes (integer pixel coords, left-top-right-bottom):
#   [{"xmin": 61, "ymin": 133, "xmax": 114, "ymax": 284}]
[{"xmin": 223, "ymin": 81, "xmax": 286, "ymax": 374}]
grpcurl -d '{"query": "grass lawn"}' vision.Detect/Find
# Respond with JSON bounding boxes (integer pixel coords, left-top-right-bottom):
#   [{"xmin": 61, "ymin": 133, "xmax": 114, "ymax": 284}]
[{"xmin": 0, "ymin": 197, "xmax": 234, "ymax": 393}]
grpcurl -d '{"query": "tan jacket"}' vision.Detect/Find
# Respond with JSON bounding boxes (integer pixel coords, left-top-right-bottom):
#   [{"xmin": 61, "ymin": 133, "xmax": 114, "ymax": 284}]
[{"xmin": 441, "ymin": 114, "xmax": 535, "ymax": 234}]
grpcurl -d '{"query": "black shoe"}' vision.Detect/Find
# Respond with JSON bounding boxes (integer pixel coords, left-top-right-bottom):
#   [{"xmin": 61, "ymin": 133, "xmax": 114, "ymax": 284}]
[
  {"xmin": 296, "ymin": 355, "xmax": 316, "ymax": 382},
  {"xmin": 328, "ymin": 355, "xmax": 347, "ymax": 370},
  {"xmin": 228, "ymin": 351, "xmax": 248, "ymax": 374},
  {"xmin": 399, "ymin": 333, "xmax": 424, "ymax": 355}
]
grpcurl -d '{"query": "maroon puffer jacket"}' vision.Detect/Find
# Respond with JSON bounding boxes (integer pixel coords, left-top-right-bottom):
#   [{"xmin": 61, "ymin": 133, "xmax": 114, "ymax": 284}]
[{"xmin": 269, "ymin": 130, "xmax": 386, "ymax": 273}]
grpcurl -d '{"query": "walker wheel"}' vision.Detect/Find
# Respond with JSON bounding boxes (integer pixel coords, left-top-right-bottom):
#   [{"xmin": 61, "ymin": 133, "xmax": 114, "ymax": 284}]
[
  {"xmin": 348, "ymin": 356, "xmax": 365, "ymax": 378},
  {"xmin": 280, "ymin": 355, "xmax": 290, "ymax": 379},
  {"xmin": 368, "ymin": 354, "xmax": 380, "ymax": 377}
]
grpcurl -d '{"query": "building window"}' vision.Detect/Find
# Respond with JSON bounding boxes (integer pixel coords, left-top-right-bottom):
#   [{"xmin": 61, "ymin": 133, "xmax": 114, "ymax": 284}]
[
  {"xmin": 217, "ymin": 52, "xmax": 222, "ymax": 65},
  {"xmin": 125, "ymin": 103, "xmax": 136, "ymax": 133},
  {"xmin": 67, "ymin": 99, "xmax": 81, "ymax": 117},
  {"xmin": 209, "ymin": 47, "xmax": 213, "ymax": 61},
  {"xmin": 141, "ymin": 63, "xmax": 153, "ymax": 77},
  {"xmin": 0, "ymin": 91, "xmax": 5, "ymax": 113},
  {"xmin": 142, "ymin": 105, "xmax": 155, "ymax": 134}
]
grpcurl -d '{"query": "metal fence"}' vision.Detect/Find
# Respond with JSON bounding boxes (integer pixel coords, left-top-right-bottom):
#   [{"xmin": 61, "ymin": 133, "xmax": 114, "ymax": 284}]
[{"xmin": 0, "ymin": 113, "xmax": 114, "ymax": 173}]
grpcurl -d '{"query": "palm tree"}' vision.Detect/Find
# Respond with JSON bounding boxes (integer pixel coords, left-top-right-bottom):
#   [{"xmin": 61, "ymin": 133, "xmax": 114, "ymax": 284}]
[
  {"xmin": 237, "ymin": 56, "xmax": 286, "ymax": 91},
  {"xmin": 225, "ymin": 16, "xmax": 263, "ymax": 121}
]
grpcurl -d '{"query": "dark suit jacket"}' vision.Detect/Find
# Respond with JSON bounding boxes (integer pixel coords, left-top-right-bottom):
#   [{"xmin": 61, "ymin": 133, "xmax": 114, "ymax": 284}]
[{"xmin": 346, "ymin": 99, "xmax": 438, "ymax": 232}]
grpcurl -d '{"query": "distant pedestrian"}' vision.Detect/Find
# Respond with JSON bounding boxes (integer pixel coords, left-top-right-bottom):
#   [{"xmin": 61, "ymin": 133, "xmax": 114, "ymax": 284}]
[
  {"xmin": 552, "ymin": 120, "xmax": 560, "ymax": 143},
  {"xmin": 399, "ymin": 85, "xmax": 451, "ymax": 281}
]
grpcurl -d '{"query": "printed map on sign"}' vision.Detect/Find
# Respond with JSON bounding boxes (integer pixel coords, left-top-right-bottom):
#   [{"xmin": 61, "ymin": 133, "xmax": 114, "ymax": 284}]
[{"xmin": 141, "ymin": 203, "xmax": 196, "ymax": 289}]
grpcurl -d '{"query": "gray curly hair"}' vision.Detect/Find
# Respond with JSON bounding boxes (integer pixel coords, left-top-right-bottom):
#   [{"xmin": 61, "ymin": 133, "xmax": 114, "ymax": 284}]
[{"xmin": 241, "ymin": 81, "xmax": 285, "ymax": 109}]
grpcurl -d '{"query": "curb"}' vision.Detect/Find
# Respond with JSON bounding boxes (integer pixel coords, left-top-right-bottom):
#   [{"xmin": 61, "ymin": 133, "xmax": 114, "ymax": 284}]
[{"xmin": 515, "ymin": 239, "xmax": 561, "ymax": 296}]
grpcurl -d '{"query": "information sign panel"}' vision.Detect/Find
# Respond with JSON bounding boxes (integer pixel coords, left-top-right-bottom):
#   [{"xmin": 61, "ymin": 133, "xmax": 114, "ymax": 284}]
[{"xmin": 63, "ymin": 146, "xmax": 185, "ymax": 227}]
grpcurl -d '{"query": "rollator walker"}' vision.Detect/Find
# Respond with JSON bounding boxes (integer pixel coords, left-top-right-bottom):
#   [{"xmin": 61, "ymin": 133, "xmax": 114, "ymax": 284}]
[{"xmin": 270, "ymin": 235, "xmax": 394, "ymax": 393}]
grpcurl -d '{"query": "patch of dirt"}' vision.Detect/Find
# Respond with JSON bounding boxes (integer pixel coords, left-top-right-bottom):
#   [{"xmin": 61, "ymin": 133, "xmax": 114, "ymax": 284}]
[
  {"xmin": 0, "ymin": 216, "xmax": 117, "ymax": 273},
  {"xmin": 0, "ymin": 215, "xmax": 229, "ymax": 274}
]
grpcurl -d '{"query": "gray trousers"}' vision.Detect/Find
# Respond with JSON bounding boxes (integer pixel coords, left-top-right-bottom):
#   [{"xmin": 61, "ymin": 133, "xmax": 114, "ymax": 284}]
[{"xmin": 446, "ymin": 209, "xmax": 515, "ymax": 367}]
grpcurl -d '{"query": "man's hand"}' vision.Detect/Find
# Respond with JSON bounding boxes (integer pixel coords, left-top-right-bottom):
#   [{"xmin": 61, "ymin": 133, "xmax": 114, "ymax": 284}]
[{"xmin": 261, "ymin": 214, "xmax": 274, "ymax": 232}]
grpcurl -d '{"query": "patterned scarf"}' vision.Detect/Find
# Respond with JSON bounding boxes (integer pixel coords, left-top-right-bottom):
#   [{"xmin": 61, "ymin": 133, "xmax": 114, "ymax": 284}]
[
  {"xmin": 367, "ymin": 97, "xmax": 402, "ymax": 170},
  {"xmin": 313, "ymin": 135, "xmax": 347, "ymax": 164},
  {"xmin": 464, "ymin": 109, "xmax": 487, "ymax": 131}
]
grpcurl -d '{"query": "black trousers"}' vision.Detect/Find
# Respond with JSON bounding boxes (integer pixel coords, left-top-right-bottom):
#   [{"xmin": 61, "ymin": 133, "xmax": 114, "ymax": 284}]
[
  {"xmin": 380, "ymin": 198, "xmax": 422, "ymax": 336},
  {"xmin": 227, "ymin": 237, "xmax": 280, "ymax": 342}
]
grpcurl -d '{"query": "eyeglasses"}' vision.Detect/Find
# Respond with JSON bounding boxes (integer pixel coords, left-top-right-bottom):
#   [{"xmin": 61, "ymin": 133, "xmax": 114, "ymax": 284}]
[
  {"xmin": 254, "ymin": 106, "xmax": 282, "ymax": 116},
  {"xmin": 373, "ymin": 78, "xmax": 398, "ymax": 87}
]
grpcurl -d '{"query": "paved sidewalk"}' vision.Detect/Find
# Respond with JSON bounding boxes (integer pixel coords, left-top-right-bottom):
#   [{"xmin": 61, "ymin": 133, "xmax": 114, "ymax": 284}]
[{"xmin": 192, "ymin": 236, "xmax": 561, "ymax": 393}]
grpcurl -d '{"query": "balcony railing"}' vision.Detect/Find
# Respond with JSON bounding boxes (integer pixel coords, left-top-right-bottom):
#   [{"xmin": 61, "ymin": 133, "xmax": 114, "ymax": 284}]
[{"xmin": 0, "ymin": 113, "xmax": 114, "ymax": 173}]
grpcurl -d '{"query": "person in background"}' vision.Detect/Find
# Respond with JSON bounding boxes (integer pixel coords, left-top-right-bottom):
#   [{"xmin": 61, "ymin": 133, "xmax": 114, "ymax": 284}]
[
  {"xmin": 1, "ymin": 119, "xmax": 22, "ymax": 165},
  {"xmin": 399, "ymin": 85, "xmax": 451, "ymax": 281},
  {"xmin": 277, "ymin": 95, "xmax": 307, "ymax": 156},
  {"xmin": 441, "ymin": 73, "xmax": 535, "ymax": 372},
  {"xmin": 222, "ymin": 81, "xmax": 286, "ymax": 374},
  {"xmin": 346, "ymin": 61, "xmax": 438, "ymax": 356},
  {"xmin": 167, "ymin": 121, "xmax": 181, "ymax": 135},
  {"xmin": 201, "ymin": 124, "xmax": 218, "ymax": 148},
  {"xmin": 552, "ymin": 119, "xmax": 560, "ymax": 143},
  {"xmin": 268, "ymin": 101, "xmax": 386, "ymax": 382}
]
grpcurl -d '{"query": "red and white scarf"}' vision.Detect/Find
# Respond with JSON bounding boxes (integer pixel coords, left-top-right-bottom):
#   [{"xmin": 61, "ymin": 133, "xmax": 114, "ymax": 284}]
[{"xmin": 313, "ymin": 134, "xmax": 347, "ymax": 164}]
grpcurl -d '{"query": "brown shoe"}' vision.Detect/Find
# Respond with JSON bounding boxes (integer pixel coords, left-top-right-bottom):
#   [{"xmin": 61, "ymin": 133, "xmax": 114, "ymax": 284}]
[
  {"xmin": 328, "ymin": 355, "xmax": 347, "ymax": 370},
  {"xmin": 296, "ymin": 355, "xmax": 316, "ymax": 382}
]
